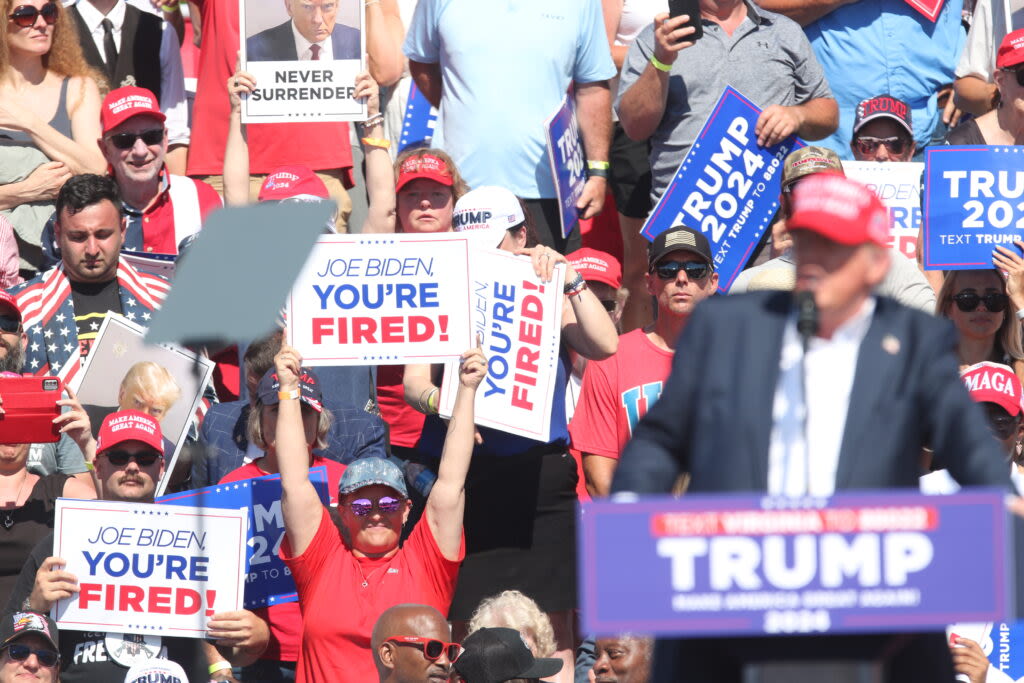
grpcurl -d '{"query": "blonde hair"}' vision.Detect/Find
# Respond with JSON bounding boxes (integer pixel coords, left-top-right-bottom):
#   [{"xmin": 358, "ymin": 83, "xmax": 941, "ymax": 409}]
[
  {"xmin": 248, "ymin": 398, "xmax": 333, "ymax": 451},
  {"xmin": 936, "ymin": 269, "xmax": 1024, "ymax": 361},
  {"xmin": 394, "ymin": 147, "xmax": 470, "ymax": 231},
  {"xmin": 467, "ymin": 590, "xmax": 556, "ymax": 658},
  {"xmin": 118, "ymin": 361, "xmax": 181, "ymax": 414}
]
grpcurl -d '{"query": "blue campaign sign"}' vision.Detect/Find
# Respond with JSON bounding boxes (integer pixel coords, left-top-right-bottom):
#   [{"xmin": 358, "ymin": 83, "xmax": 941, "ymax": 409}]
[
  {"xmin": 157, "ymin": 467, "xmax": 329, "ymax": 608},
  {"xmin": 923, "ymin": 146, "xmax": 1024, "ymax": 270},
  {"xmin": 399, "ymin": 80, "xmax": 438, "ymax": 153},
  {"xmin": 985, "ymin": 622, "xmax": 1024, "ymax": 678},
  {"xmin": 545, "ymin": 93, "xmax": 585, "ymax": 239},
  {"xmin": 641, "ymin": 86, "xmax": 803, "ymax": 293},
  {"xmin": 579, "ymin": 489, "xmax": 1009, "ymax": 637}
]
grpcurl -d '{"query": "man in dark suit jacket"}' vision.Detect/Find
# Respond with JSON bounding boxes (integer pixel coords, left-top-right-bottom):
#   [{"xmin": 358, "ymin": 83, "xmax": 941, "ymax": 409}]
[
  {"xmin": 246, "ymin": 0, "xmax": 359, "ymax": 62},
  {"xmin": 612, "ymin": 174, "xmax": 1014, "ymax": 682}
]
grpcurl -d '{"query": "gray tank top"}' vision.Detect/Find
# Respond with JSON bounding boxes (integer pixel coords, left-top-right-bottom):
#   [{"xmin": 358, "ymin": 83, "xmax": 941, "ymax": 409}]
[{"xmin": 0, "ymin": 77, "xmax": 73, "ymax": 143}]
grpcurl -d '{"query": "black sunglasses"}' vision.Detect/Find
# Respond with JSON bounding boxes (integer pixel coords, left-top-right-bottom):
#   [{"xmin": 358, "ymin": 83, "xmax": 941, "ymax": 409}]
[
  {"xmin": 385, "ymin": 636, "xmax": 461, "ymax": 662},
  {"xmin": 952, "ymin": 291, "xmax": 1009, "ymax": 313},
  {"xmin": 599, "ymin": 300, "xmax": 617, "ymax": 313},
  {"xmin": 853, "ymin": 136, "xmax": 908, "ymax": 156},
  {"xmin": 106, "ymin": 128, "xmax": 164, "ymax": 150},
  {"xmin": 0, "ymin": 315, "xmax": 20, "ymax": 334},
  {"xmin": 101, "ymin": 449, "xmax": 161, "ymax": 467},
  {"xmin": 988, "ymin": 413, "xmax": 1020, "ymax": 440},
  {"xmin": 348, "ymin": 495, "xmax": 403, "ymax": 517},
  {"xmin": 8, "ymin": 2, "xmax": 57, "ymax": 27},
  {"xmin": 1003, "ymin": 67, "xmax": 1024, "ymax": 88},
  {"xmin": 3, "ymin": 643, "xmax": 59, "ymax": 668},
  {"xmin": 652, "ymin": 261, "xmax": 711, "ymax": 281}
]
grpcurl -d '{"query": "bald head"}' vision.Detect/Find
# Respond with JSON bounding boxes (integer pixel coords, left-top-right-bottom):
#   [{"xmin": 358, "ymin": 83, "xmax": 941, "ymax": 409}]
[{"xmin": 372, "ymin": 604, "xmax": 453, "ymax": 683}]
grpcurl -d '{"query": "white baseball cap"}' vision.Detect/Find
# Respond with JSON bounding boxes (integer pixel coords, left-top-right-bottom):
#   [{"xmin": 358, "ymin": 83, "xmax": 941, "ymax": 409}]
[
  {"xmin": 124, "ymin": 659, "xmax": 188, "ymax": 683},
  {"xmin": 452, "ymin": 186, "xmax": 525, "ymax": 248}
]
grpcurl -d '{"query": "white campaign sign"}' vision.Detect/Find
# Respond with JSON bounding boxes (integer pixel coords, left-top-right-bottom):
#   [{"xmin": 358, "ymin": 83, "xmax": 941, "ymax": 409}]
[
  {"xmin": 52, "ymin": 499, "xmax": 247, "ymax": 637},
  {"xmin": 842, "ymin": 161, "xmax": 924, "ymax": 260},
  {"xmin": 438, "ymin": 250, "xmax": 564, "ymax": 441},
  {"xmin": 287, "ymin": 233, "xmax": 475, "ymax": 365}
]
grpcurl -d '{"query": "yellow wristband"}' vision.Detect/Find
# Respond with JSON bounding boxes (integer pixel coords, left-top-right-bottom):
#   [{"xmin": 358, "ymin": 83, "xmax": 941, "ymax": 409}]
[
  {"xmin": 650, "ymin": 55, "xmax": 673, "ymax": 72},
  {"xmin": 361, "ymin": 137, "xmax": 391, "ymax": 149},
  {"xmin": 208, "ymin": 661, "xmax": 231, "ymax": 675},
  {"xmin": 278, "ymin": 389, "xmax": 300, "ymax": 401},
  {"xmin": 586, "ymin": 160, "xmax": 610, "ymax": 170}
]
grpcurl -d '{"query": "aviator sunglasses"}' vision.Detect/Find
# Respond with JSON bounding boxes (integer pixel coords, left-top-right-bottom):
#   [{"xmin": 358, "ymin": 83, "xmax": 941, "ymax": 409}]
[
  {"xmin": 8, "ymin": 2, "xmax": 57, "ymax": 27},
  {"xmin": 952, "ymin": 291, "xmax": 1009, "ymax": 313},
  {"xmin": 652, "ymin": 261, "xmax": 711, "ymax": 281},
  {"xmin": 385, "ymin": 636, "xmax": 461, "ymax": 662},
  {"xmin": 106, "ymin": 128, "xmax": 165, "ymax": 150},
  {"xmin": 2, "ymin": 644, "xmax": 59, "ymax": 668},
  {"xmin": 348, "ymin": 495, "xmax": 403, "ymax": 516},
  {"xmin": 853, "ymin": 136, "xmax": 908, "ymax": 156},
  {"xmin": 101, "ymin": 449, "xmax": 161, "ymax": 467}
]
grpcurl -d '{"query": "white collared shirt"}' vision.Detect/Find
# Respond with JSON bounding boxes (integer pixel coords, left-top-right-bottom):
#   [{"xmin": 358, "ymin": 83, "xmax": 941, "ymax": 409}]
[
  {"xmin": 767, "ymin": 297, "xmax": 876, "ymax": 498},
  {"xmin": 76, "ymin": 0, "xmax": 127, "ymax": 51},
  {"xmin": 291, "ymin": 20, "xmax": 332, "ymax": 60}
]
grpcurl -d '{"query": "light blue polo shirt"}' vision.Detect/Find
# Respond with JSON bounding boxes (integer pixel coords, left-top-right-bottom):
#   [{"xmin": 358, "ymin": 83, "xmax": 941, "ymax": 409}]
[{"xmin": 403, "ymin": 0, "xmax": 616, "ymax": 198}]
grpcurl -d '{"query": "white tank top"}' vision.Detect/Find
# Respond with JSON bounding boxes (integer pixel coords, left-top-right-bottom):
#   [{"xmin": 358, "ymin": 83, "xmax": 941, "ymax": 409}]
[{"xmin": 615, "ymin": 0, "xmax": 669, "ymax": 46}]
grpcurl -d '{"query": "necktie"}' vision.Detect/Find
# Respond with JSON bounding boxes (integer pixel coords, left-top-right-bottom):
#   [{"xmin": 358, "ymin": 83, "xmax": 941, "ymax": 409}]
[
  {"xmin": 310, "ymin": 44, "xmax": 321, "ymax": 60},
  {"xmin": 101, "ymin": 18, "xmax": 118, "ymax": 81}
]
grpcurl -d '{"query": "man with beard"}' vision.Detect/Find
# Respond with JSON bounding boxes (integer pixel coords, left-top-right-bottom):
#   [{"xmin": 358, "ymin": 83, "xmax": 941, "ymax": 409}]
[
  {"xmin": 0, "ymin": 292, "xmax": 91, "ymax": 484},
  {"xmin": 372, "ymin": 605, "xmax": 458, "ymax": 683}
]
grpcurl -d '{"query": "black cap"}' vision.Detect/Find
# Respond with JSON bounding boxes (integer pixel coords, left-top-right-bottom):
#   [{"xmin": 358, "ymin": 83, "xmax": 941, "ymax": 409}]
[
  {"xmin": 454, "ymin": 628, "xmax": 563, "ymax": 683},
  {"xmin": 648, "ymin": 226, "xmax": 713, "ymax": 269},
  {"xmin": 1, "ymin": 611, "xmax": 59, "ymax": 650}
]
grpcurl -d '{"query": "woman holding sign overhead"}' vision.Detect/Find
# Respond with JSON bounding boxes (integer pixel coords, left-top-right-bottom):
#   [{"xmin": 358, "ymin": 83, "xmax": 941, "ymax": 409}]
[
  {"xmin": 276, "ymin": 338, "xmax": 486, "ymax": 683},
  {"xmin": 403, "ymin": 185, "xmax": 618, "ymax": 679}
]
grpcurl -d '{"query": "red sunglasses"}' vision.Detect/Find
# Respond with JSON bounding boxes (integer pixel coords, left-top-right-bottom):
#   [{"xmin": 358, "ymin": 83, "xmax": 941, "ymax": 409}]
[{"xmin": 385, "ymin": 636, "xmax": 461, "ymax": 662}]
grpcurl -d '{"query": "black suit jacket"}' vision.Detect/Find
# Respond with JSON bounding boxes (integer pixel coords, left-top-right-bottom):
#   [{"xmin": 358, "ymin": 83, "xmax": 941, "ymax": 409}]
[
  {"xmin": 246, "ymin": 20, "xmax": 359, "ymax": 61},
  {"xmin": 613, "ymin": 291, "xmax": 1011, "ymax": 496}
]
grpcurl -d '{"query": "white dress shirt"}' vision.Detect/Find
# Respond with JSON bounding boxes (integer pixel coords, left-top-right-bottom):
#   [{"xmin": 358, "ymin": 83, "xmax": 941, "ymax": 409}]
[
  {"xmin": 72, "ymin": 0, "xmax": 190, "ymax": 146},
  {"xmin": 291, "ymin": 20, "xmax": 332, "ymax": 61},
  {"xmin": 768, "ymin": 297, "xmax": 876, "ymax": 498}
]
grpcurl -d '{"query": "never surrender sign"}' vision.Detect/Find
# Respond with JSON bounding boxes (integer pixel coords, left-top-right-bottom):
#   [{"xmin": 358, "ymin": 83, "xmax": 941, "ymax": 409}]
[
  {"xmin": 642, "ymin": 86, "xmax": 802, "ymax": 293},
  {"xmin": 924, "ymin": 146, "xmax": 1024, "ymax": 269},
  {"xmin": 288, "ymin": 234, "xmax": 474, "ymax": 365},
  {"xmin": 53, "ymin": 499, "xmax": 247, "ymax": 637},
  {"xmin": 579, "ymin": 490, "xmax": 1008, "ymax": 637}
]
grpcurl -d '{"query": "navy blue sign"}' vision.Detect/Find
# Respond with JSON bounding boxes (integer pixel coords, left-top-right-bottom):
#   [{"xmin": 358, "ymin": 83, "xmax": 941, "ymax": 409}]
[
  {"xmin": 579, "ymin": 490, "xmax": 1008, "ymax": 637},
  {"xmin": 399, "ymin": 81, "xmax": 437, "ymax": 153},
  {"xmin": 641, "ymin": 87, "xmax": 802, "ymax": 293},
  {"xmin": 157, "ymin": 467, "xmax": 329, "ymax": 608},
  {"xmin": 545, "ymin": 94, "xmax": 585, "ymax": 239},
  {"xmin": 923, "ymin": 146, "xmax": 1024, "ymax": 269}
]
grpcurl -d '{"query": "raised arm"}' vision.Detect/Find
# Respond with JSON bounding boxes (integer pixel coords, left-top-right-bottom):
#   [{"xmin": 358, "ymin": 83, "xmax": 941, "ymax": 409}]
[
  {"xmin": 366, "ymin": 0, "xmax": 405, "ymax": 87},
  {"xmin": 356, "ymin": 71, "xmax": 397, "ymax": 233},
  {"xmin": 403, "ymin": 362, "xmax": 439, "ymax": 415},
  {"xmin": 224, "ymin": 56, "xmax": 254, "ymax": 207},
  {"xmin": 275, "ymin": 344, "xmax": 324, "ymax": 556},
  {"xmin": 425, "ymin": 342, "xmax": 486, "ymax": 560}
]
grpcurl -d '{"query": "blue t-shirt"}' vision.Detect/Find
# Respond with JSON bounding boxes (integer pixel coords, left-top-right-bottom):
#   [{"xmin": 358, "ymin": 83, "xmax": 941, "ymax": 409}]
[
  {"xmin": 805, "ymin": 0, "xmax": 965, "ymax": 159},
  {"xmin": 403, "ymin": 0, "xmax": 616, "ymax": 198}
]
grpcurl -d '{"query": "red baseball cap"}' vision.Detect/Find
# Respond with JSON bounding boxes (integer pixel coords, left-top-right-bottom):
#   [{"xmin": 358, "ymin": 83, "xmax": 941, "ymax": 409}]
[
  {"xmin": 396, "ymin": 153, "xmax": 453, "ymax": 192},
  {"xmin": 101, "ymin": 87, "xmax": 166, "ymax": 134},
  {"xmin": 787, "ymin": 175, "xmax": 889, "ymax": 247},
  {"xmin": 96, "ymin": 410, "xmax": 164, "ymax": 455},
  {"xmin": 998, "ymin": 28, "xmax": 1024, "ymax": 69},
  {"xmin": 567, "ymin": 248, "xmax": 622, "ymax": 289},
  {"xmin": 258, "ymin": 165, "xmax": 330, "ymax": 202},
  {"xmin": 961, "ymin": 362, "xmax": 1024, "ymax": 416},
  {"xmin": 0, "ymin": 291, "xmax": 21, "ymax": 322}
]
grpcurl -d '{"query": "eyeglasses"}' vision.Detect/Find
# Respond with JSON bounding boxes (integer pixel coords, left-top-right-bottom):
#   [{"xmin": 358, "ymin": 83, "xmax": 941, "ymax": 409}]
[
  {"xmin": 1002, "ymin": 67, "xmax": 1024, "ymax": 87},
  {"xmin": 853, "ymin": 136, "xmax": 908, "ymax": 156},
  {"xmin": 385, "ymin": 636, "xmax": 461, "ymax": 662},
  {"xmin": 0, "ymin": 315, "xmax": 20, "ymax": 334},
  {"xmin": 652, "ymin": 261, "xmax": 711, "ymax": 281},
  {"xmin": 599, "ymin": 300, "xmax": 617, "ymax": 313},
  {"xmin": 952, "ymin": 291, "xmax": 1009, "ymax": 313},
  {"xmin": 105, "ymin": 128, "xmax": 164, "ymax": 150},
  {"xmin": 3, "ymin": 643, "xmax": 60, "ymax": 668},
  {"xmin": 348, "ymin": 495, "xmax": 403, "ymax": 516},
  {"xmin": 8, "ymin": 2, "xmax": 57, "ymax": 28},
  {"xmin": 101, "ymin": 449, "xmax": 161, "ymax": 467}
]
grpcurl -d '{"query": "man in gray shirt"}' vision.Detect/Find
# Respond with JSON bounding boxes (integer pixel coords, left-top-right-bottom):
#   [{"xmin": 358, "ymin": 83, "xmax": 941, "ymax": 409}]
[{"xmin": 616, "ymin": 3, "xmax": 838, "ymax": 202}]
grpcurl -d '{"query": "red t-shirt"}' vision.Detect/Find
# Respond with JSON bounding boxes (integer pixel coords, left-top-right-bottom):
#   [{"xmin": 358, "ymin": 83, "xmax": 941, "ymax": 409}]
[
  {"xmin": 218, "ymin": 457, "xmax": 346, "ymax": 662},
  {"xmin": 569, "ymin": 329, "xmax": 674, "ymax": 460},
  {"xmin": 185, "ymin": 0, "xmax": 353, "ymax": 177},
  {"xmin": 281, "ymin": 507, "xmax": 463, "ymax": 683},
  {"xmin": 376, "ymin": 365, "xmax": 426, "ymax": 449}
]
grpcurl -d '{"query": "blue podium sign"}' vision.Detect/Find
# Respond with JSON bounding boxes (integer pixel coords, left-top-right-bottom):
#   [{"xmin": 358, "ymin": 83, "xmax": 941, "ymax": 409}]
[{"xmin": 579, "ymin": 490, "xmax": 1009, "ymax": 637}]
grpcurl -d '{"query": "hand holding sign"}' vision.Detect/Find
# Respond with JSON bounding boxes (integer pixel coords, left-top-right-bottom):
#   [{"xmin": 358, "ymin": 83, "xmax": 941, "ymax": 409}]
[
  {"xmin": 950, "ymin": 637, "xmax": 989, "ymax": 683},
  {"xmin": 229, "ymin": 53, "xmax": 257, "ymax": 115},
  {"xmin": 274, "ymin": 343, "xmax": 303, "ymax": 394},
  {"xmin": 206, "ymin": 609, "xmax": 270, "ymax": 654},
  {"xmin": 517, "ymin": 245, "xmax": 571, "ymax": 284},
  {"xmin": 459, "ymin": 337, "xmax": 488, "ymax": 391},
  {"xmin": 54, "ymin": 385, "xmax": 94, "ymax": 458},
  {"xmin": 755, "ymin": 105, "xmax": 804, "ymax": 148},
  {"xmin": 992, "ymin": 241, "xmax": 1024, "ymax": 310},
  {"xmin": 29, "ymin": 556, "xmax": 79, "ymax": 612},
  {"xmin": 353, "ymin": 69, "xmax": 379, "ymax": 116}
]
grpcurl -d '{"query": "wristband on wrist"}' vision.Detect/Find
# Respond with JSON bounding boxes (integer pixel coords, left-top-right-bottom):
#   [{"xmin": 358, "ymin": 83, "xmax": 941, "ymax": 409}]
[
  {"xmin": 426, "ymin": 387, "xmax": 439, "ymax": 415},
  {"xmin": 563, "ymin": 273, "xmax": 586, "ymax": 295},
  {"xmin": 587, "ymin": 167, "xmax": 609, "ymax": 179},
  {"xmin": 1016, "ymin": 308, "xmax": 1024, "ymax": 321},
  {"xmin": 360, "ymin": 112, "xmax": 384, "ymax": 129},
  {"xmin": 650, "ymin": 55, "xmax": 673, "ymax": 72},
  {"xmin": 361, "ymin": 137, "xmax": 391, "ymax": 149},
  {"xmin": 277, "ymin": 389, "xmax": 300, "ymax": 401},
  {"xmin": 586, "ymin": 160, "xmax": 610, "ymax": 170},
  {"xmin": 208, "ymin": 661, "xmax": 232, "ymax": 675},
  {"xmin": 160, "ymin": 1, "xmax": 180, "ymax": 11}
]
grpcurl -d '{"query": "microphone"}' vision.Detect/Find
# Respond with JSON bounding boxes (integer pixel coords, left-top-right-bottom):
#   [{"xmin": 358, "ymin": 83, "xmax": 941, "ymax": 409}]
[{"xmin": 795, "ymin": 290, "xmax": 818, "ymax": 348}]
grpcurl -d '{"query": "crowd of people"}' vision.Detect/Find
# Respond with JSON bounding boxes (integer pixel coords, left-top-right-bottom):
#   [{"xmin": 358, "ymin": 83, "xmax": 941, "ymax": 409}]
[{"xmin": 0, "ymin": 0, "xmax": 1020, "ymax": 680}]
